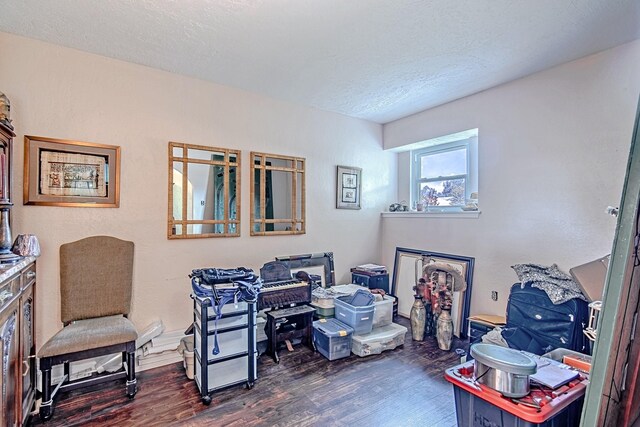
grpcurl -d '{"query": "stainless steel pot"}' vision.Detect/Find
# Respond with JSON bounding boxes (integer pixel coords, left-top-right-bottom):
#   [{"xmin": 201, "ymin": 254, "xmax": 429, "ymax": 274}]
[{"xmin": 470, "ymin": 344, "xmax": 537, "ymax": 398}]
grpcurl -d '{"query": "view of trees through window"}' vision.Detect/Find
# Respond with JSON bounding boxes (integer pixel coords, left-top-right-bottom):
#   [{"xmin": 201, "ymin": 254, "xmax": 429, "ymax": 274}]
[
  {"xmin": 419, "ymin": 178, "xmax": 466, "ymax": 207},
  {"xmin": 416, "ymin": 145, "xmax": 467, "ymax": 207}
]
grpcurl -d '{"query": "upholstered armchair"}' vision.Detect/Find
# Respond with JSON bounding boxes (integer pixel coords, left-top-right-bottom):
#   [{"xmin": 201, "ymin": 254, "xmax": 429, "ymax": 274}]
[{"xmin": 38, "ymin": 236, "xmax": 138, "ymax": 421}]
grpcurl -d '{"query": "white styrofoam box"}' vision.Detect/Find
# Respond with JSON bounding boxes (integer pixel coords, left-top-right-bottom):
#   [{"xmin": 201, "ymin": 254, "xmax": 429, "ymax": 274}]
[
  {"xmin": 195, "ymin": 352, "xmax": 257, "ymax": 392},
  {"xmin": 372, "ymin": 295, "xmax": 394, "ymax": 328},
  {"xmin": 51, "ymin": 354, "xmax": 124, "ymax": 383},
  {"xmin": 351, "ymin": 322, "xmax": 407, "ymax": 357},
  {"xmin": 135, "ymin": 320, "xmax": 165, "ymax": 348}
]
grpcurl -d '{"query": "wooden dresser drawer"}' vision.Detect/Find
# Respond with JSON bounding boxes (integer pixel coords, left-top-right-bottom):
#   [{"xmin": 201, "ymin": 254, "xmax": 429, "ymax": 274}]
[
  {"xmin": 0, "ymin": 274, "xmax": 20, "ymax": 312},
  {"xmin": 22, "ymin": 263, "xmax": 36, "ymax": 289}
]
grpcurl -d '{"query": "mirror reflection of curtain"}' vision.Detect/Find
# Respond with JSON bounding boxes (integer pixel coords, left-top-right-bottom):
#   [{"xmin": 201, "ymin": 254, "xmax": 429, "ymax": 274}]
[
  {"xmin": 172, "ymin": 169, "xmax": 193, "ymax": 233},
  {"xmin": 213, "ymin": 166, "xmax": 237, "ymax": 234},
  {"xmin": 254, "ymin": 161, "xmax": 274, "ymax": 232},
  {"xmin": 200, "ymin": 154, "xmax": 234, "ymax": 234}
]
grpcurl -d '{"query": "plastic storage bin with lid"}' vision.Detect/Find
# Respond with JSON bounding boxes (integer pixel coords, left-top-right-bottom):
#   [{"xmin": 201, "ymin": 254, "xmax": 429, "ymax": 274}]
[
  {"xmin": 371, "ymin": 294, "xmax": 394, "ymax": 328},
  {"xmin": 351, "ymin": 322, "xmax": 407, "ymax": 357},
  {"xmin": 334, "ymin": 289, "xmax": 375, "ymax": 334},
  {"xmin": 312, "ymin": 318, "xmax": 354, "ymax": 361}
]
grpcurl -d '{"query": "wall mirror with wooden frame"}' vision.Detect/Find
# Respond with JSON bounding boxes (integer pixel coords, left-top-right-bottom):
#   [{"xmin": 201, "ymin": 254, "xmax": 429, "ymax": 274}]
[
  {"xmin": 168, "ymin": 142, "xmax": 240, "ymax": 239},
  {"xmin": 250, "ymin": 152, "xmax": 305, "ymax": 236}
]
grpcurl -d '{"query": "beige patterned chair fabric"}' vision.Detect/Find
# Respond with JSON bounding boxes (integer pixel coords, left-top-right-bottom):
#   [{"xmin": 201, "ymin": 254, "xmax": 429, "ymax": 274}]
[
  {"xmin": 39, "ymin": 315, "xmax": 138, "ymax": 358},
  {"xmin": 60, "ymin": 235, "xmax": 134, "ymax": 324}
]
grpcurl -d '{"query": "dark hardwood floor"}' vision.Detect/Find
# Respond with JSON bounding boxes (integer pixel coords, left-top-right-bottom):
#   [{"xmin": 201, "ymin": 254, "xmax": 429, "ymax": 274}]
[{"xmin": 30, "ymin": 318, "xmax": 467, "ymax": 427}]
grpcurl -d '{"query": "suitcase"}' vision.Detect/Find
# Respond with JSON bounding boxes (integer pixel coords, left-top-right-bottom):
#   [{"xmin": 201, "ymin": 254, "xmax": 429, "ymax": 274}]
[{"xmin": 505, "ymin": 282, "xmax": 590, "ymax": 355}]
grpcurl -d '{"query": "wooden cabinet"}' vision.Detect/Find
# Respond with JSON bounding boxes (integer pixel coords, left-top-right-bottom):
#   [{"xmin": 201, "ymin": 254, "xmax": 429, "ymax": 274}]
[
  {"xmin": 19, "ymin": 263, "xmax": 36, "ymax": 425},
  {"xmin": 0, "ymin": 260, "xmax": 36, "ymax": 426},
  {"xmin": 0, "ymin": 104, "xmax": 35, "ymax": 426},
  {"xmin": 0, "ymin": 278, "xmax": 19, "ymax": 426}
]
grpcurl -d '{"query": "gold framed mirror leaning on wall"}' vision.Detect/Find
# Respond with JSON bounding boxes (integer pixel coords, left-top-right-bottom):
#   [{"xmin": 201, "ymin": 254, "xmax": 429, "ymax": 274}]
[
  {"xmin": 250, "ymin": 152, "xmax": 305, "ymax": 236},
  {"xmin": 168, "ymin": 142, "xmax": 240, "ymax": 239}
]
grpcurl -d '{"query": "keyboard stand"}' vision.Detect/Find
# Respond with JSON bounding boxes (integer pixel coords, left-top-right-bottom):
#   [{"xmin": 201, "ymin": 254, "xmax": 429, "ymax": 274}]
[{"xmin": 265, "ymin": 305, "xmax": 316, "ymax": 364}]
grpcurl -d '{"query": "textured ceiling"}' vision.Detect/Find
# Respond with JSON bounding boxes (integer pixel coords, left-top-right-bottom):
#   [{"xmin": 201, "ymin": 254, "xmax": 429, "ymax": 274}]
[{"xmin": 0, "ymin": 0, "xmax": 638, "ymax": 123}]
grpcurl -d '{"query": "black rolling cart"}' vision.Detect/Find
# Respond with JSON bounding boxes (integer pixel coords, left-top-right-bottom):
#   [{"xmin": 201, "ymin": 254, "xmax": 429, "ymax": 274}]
[{"xmin": 193, "ymin": 294, "xmax": 257, "ymax": 405}]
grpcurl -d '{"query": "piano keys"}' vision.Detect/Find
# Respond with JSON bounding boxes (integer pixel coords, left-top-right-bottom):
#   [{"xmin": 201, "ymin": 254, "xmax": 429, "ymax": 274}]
[{"xmin": 258, "ymin": 261, "xmax": 311, "ymax": 310}]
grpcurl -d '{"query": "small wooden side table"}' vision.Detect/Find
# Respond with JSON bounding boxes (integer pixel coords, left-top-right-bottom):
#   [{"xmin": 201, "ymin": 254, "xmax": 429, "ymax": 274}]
[{"xmin": 265, "ymin": 305, "xmax": 316, "ymax": 363}]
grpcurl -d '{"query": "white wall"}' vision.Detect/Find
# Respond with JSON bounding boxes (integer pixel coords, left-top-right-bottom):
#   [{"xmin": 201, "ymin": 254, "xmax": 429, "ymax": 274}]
[
  {"xmin": 382, "ymin": 40, "xmax": 640, "ymax": 317},
  {"xmin": 0, "ymin": 32, "xmax": 397, "ymax": 348}
]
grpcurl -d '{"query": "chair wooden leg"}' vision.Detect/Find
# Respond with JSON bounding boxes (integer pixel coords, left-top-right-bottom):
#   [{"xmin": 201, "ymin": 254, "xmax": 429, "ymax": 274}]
[
  {"xmin": 125, "ymin": 351, "xmax": 137, "ymax": 398},
  {"xmin": 39, "ymin": 361, "xmax": 54, "ymax": 421}
]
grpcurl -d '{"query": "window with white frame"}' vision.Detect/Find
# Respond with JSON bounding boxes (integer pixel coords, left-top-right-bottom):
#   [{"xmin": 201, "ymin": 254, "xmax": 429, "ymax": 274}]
[{"xmin": 411, "ymin": 133, "xmax": 477, "ymax": 210}]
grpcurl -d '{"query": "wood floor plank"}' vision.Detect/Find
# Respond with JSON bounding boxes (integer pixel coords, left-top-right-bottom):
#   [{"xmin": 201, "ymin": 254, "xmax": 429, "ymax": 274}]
[{"xmin": 29, "ymin": 317, "xmax": 466, "ymax": 427}]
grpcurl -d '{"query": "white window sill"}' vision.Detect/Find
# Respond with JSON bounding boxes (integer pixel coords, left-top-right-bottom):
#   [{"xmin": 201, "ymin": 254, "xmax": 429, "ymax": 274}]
[{"xmin": 381, "ymin": 210, "xmax": 481, "ymax": 219}]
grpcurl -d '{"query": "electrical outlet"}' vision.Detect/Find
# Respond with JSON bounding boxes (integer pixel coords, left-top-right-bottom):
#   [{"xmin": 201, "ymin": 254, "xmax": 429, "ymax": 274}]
[{"xmin": 491, "ymin": 291, "xmax": 498, "ymax": 301}]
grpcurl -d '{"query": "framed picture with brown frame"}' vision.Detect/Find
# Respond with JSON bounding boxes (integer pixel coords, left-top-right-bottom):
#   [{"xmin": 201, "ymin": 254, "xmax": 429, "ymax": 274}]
[{"xmin": 24, "ymin": 135, "xmax": 120, "ymax": 207}]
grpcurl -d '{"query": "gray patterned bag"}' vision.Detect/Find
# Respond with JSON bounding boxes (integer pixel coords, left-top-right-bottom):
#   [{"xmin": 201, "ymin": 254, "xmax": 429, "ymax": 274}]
[{"xmin": 511, "ymin": 263, "xmax": 587, "ymax": 305}]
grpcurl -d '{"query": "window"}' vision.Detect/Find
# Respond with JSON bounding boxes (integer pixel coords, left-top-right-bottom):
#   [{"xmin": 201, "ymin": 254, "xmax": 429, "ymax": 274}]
[{"xmin": 411, "ymin": 134, "xmax": 477, "ymax": 210}]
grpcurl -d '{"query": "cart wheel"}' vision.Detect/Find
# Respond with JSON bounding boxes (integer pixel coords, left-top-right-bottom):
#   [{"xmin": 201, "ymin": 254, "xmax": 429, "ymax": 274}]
[
  {"xmin": 39, "ymin": 405, "xmax": 54, "ymax": 421},
  {"xmin": 126, "ymin": 382, "xmax": 138, "ymax": 399},
  {"xmin": 201, "ymin": 395, "xmax": 212, "ymax": 405},
  {"xmin": 246, "ymin": 381, "xmax": 254, "ymax": 390}
]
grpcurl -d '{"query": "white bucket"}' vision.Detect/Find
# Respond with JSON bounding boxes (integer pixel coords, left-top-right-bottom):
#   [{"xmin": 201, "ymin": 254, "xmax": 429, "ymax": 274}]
[
  {"xmin": 183, "ymin": 349, "xmax": 194, "ymax": 380},
  {"xmin": 179, "ymin": 336, "xmax": 195, "ymax": 380}
]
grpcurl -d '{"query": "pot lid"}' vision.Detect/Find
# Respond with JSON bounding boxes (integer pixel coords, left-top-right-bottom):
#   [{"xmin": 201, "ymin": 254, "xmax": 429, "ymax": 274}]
[{"xmin": 470, "ymin": 343, "xmax": 537, "ymax": 375}]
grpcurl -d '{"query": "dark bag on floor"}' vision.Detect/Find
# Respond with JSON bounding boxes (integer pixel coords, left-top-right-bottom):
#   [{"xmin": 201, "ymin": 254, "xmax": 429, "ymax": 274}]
[{"xmin": 505, "ymin": 282, "xmax": 590, "ymax": 355}]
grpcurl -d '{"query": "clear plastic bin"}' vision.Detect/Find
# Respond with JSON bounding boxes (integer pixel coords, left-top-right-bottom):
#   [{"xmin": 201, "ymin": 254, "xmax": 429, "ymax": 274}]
[
  {"xmin": 543, "ymin": 348, "xmax": 592, "ymax": 373},
  {"xmin": 313, "ymin": 318, "xmax": 354, "ymax": 361},
  {"xmin": 351, "ymin": 322, "xmax": 407, "ymax": 357},
  {"xmin": 372, "ymin": 295, "xmax": 394, "ymax": 328},
  {"xmin": 334, "ymin": 296, "xmax": 374, "ymax": 334}
]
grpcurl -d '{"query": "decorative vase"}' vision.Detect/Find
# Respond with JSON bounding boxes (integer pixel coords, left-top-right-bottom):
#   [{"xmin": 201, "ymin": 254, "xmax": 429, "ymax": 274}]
[
  {"xmin": 437, "ymin": 309, "xmax": 454, "ymax": 350},
  {"xmin": 410, "ymin": 295, "xmax": 426, "ymax": 341}
]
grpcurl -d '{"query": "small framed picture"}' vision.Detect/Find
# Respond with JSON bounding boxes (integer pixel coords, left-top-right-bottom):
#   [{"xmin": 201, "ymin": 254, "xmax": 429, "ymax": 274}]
[
  {"xmin": 342, "ymin": 173, "xmax": 357, "ymax": 189},
  {"xmin": 24, "ymin": 135, "xmax": 120, "ymax": 207},
  {"xmin": 336, "ymin": 165, "xmax": 361, "ymax": 209}
]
